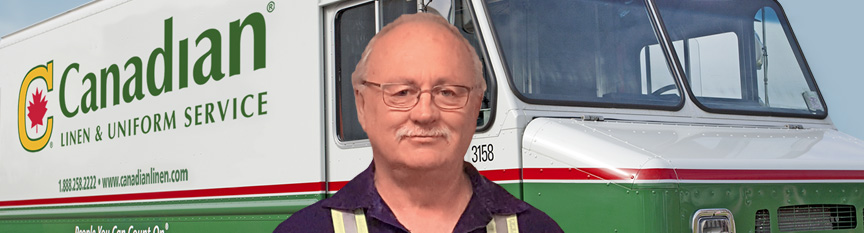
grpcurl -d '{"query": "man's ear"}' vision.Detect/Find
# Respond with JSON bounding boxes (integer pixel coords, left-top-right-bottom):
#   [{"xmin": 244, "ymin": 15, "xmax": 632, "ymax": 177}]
[{"xmin": 354, "ymin": 89, "xmax": 367, "ymax": 131}]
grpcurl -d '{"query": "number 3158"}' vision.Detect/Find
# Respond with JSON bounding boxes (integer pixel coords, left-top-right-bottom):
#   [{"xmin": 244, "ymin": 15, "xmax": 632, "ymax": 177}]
[{"xmin": 471, "ymin": 144, "xmax": 494, "ymax": 162}]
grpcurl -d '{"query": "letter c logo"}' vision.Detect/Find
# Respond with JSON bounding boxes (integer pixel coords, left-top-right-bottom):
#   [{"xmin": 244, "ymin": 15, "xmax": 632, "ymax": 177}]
[{"xmin": 18, "ymin": 61, "xmax": 54, "ymax": 152}]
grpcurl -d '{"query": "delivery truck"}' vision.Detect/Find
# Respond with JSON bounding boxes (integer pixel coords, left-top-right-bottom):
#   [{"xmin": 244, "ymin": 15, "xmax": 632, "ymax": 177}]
[{"xmin": 2, "ymin": 0, "xmax": 863, "ymax": 232}]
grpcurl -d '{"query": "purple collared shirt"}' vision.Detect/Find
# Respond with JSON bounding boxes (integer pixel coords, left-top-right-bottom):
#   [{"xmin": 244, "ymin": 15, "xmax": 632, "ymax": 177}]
[{"xmin": 273, "ymin": 163, "xmax": 563, "ymax": 233}]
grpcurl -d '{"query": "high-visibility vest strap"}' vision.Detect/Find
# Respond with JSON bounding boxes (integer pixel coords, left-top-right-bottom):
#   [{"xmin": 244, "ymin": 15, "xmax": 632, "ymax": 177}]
[
  {"xmin": 330, "ymin": 209, "xmax": 369, "ymax": 233},
  {"xmin": 486, "ymin": 214, "xmax": 519, "ymax": 233},
  {"xmin": 331, "ymin": 208, "xmax": 518, "ymax": 233}
]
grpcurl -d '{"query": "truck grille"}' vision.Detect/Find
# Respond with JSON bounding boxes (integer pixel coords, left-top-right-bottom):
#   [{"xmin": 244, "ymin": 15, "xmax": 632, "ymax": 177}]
[
  {"xmin": 778, "ymin": 204, "xmax": 856, "ymax": 232},
  {"xmin": 755, "ymin": 209, "xmax": 771, "ymax": 233}
]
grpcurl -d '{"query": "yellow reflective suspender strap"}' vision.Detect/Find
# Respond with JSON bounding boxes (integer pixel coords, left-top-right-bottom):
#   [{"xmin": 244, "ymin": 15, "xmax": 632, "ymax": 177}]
[
  {"xmin": 330, "ymin": 208, "xmax": 369, "ymax": 233},
  {"xmin": 504, "ymin": 214, "xmax": 519, "ymax": 233},
  {"xmin": 486, "ymin": 219, "xmax": 497, "ymax": 233},
  {"xmin": 330, "ymin": 209, "xmax": 346, "ymax": 233},
  {"xmin": 486, "ymin": 214, "xmax": 519, "ymax": 233},
  {"xmin": 337, "ymin": 208, "xmax": 514, "ymax": 233},
  {"xmin": 353, "ymin": 209, "xmax": 369, "ymax": 233}
]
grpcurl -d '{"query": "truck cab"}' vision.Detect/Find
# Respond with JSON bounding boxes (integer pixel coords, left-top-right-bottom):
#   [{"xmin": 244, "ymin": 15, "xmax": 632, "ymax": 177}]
[{"xmin": 323, "ymin": 0, "xmax": 864, "ymax": 232}]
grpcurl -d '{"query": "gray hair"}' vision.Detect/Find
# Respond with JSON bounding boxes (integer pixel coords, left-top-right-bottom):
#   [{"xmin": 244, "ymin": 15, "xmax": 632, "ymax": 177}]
[{"xmin": 351, "ymin": 13, "xmax": 486, "ymax": 93}]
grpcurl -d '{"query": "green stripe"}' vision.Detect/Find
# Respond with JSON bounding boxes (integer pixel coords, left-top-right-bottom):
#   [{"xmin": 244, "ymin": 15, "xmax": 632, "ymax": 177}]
[
  {"xmin": 0, "ymin": 194, "xmax": 322, "ymax": 232},
  {"xmin": 2, "ymin": 214, "xmax": 288, "ymax": 232},
  {"xmin": 0, "ymin": 194, "xmax": 323, "ymax": 219},
  {"xmin": 522, "ymin": 182, "xmax": 864, "ymax": 233}
]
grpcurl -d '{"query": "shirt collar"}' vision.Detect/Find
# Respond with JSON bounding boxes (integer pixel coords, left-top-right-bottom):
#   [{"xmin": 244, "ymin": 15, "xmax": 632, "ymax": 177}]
[
  {"xmin": 453, "ymin": 163, "xmax": 529, "ymax": 232},
  {"xmin": 321, "ymin": 162, "xmax": 529, "ymax": 231},
  {"xmin": 322, "ymin": 163, "xmax": 406, "ymax": 229},
  {"xmin": 463, "ymin": 163, "xmax": 529, "ymax": 215}
]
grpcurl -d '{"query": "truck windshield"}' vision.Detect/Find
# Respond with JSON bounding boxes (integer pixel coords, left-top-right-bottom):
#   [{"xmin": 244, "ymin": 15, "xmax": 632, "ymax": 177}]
[
  {"xmin": 655, "ymin": 0, "xmax": 826, "ymax": 118},
  {"xmin": 486, "ymin": 0, "xmax": 682, "ymax": 109}
]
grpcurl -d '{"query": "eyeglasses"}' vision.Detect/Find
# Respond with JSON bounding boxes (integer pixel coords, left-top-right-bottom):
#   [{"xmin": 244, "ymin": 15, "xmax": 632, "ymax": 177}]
[{"xmin": 361, "ymin": 80, "xmax": 473, "ymax": 110}]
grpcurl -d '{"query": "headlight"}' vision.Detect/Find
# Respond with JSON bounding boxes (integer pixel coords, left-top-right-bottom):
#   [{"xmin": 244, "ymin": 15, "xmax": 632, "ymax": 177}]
[{"xmin": 691, "ymin": 208, "xmax": 736, "ymax": 233}]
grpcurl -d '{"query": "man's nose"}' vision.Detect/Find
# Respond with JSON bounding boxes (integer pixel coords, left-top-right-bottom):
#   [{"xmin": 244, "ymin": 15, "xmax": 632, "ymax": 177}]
[{"xmin": 409, "ymin": 92, "xmax": 440, "ymax": 124}]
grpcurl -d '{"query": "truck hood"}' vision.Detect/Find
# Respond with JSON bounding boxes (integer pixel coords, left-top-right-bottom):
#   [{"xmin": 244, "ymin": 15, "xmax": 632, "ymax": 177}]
[{"xmin": 521, "ymin": 118, "xmax": 864, "ymax": 184}]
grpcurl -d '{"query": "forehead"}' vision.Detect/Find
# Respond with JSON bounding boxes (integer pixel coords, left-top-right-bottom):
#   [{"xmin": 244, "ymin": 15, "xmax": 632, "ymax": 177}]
[{"xmin": 366, "ymin": 22, "xmax": 475, "ymax": 84}]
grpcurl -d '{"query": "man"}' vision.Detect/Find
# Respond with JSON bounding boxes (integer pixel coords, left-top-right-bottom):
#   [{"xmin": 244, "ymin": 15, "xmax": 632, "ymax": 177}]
[{"xmin": 274, "ymin": 13, "xmax": 563, "ymax": 233}]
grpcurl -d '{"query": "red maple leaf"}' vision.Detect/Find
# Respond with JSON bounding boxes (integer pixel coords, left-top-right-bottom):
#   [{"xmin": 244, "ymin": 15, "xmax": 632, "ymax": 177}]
[{"xmin": 27, "ymin": 89, "xmax": 48, "ymax": 133}]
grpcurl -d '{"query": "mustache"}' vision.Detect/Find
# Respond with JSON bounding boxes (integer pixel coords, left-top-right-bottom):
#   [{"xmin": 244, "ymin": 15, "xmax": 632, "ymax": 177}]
[{"xmin": 395, "ymin": 126, "xmax": 451, "ymax": 141}]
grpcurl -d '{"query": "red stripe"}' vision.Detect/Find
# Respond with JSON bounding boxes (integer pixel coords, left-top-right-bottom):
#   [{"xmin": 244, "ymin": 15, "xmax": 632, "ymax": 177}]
[
  {"xmin": 0, "ymin": 182, "xmax": 324, "ymax": 207},
  {"xmin": 479, "ymin": 169, "xmax": 521, "ymax": 181},
  {"xmin": 673, "ymin": 169, "xmax": 864, "ymax": 180},
  {"xmin": 329, "ymin": 181, "xmax": 349, "ymax": 191},
  {"xmin": 522, "ymin": 168, "xmax": 864, "ymax": 181}
]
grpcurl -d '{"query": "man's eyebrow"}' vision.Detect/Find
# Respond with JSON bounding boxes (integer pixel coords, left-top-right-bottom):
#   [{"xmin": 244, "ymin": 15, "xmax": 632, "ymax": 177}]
[
  {"xmin": 384, "ymin": 77, "xmax": 417, "ymax": 85},
  {"xmin": 433, "ymin": 76, "xmax": 473, "ymax": 86},
  {"xmin": 387, "ymin": 77, "xmax": 468, "ymax": 86}
]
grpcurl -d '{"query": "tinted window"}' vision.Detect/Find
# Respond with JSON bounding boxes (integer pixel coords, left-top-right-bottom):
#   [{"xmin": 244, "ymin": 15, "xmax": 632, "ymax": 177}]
[{"xmin": 335, "ymin": 3, "xmax": 375, "ymax": 141}]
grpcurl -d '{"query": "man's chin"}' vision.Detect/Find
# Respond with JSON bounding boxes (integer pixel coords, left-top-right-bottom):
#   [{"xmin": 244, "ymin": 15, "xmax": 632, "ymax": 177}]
[{"xmin": 392, "ymin": 150, "xmax": 456, "ymax": 170}]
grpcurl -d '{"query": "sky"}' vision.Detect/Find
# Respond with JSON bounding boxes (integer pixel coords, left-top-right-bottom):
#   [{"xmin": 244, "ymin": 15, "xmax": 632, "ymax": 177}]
[
  {"xmin": 0, "ymin": 0, "xmax": 89, "ymax": 36},
  {"xmin": 1, "ymin": 0, "xmax": 863, "ymax": 139},
  {"xmin": 780, "ymin": 0, "xmax": 864, "ymax": 140}
]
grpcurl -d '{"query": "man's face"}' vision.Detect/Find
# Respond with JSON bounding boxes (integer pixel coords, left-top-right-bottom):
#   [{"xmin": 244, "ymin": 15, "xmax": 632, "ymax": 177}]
[{"xmin": 355, "ymin": 22, "xmax": 482, "ymax": 170}]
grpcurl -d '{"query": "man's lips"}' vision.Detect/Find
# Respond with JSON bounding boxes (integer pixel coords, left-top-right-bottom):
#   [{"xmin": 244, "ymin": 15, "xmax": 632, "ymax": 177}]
[{"xmin": 402, "ymin": 135, "xmax": 445, "ymax": 143}]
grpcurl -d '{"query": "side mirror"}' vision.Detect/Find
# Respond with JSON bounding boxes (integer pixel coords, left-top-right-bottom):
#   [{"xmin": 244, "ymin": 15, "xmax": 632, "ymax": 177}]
[{"xmin": 422, "ymin": 0, "xmax": 453, "ymax": 22}]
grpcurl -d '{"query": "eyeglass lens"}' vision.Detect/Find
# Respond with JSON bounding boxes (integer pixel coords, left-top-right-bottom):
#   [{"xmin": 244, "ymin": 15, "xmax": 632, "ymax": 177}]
[{"xmin": 380, "ymin": 84, "xmax": 470, "ymax": 109}]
